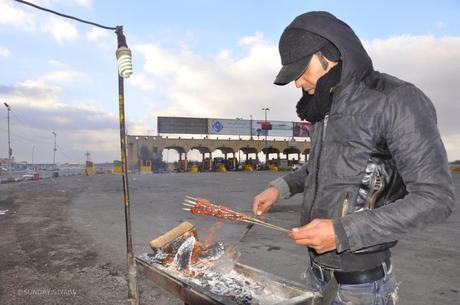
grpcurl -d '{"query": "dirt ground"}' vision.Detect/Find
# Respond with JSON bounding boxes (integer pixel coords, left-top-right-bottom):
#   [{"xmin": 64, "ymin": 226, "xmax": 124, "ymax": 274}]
[
  {"xmin": 1, "ymin": 173, "xmax": 459, "ymax": 305},
  {"xmin": 0, "ymin": 177, "xmax": 180, "ymax": 305}
]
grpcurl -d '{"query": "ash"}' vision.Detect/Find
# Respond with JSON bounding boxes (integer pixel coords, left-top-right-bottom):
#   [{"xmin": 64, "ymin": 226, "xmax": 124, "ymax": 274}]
[
  {"xmin": 172, "ymin": 235, "xmax": 196, "ymax": 271},
  {"xmin": 146, "ymin": 249, "xmax": 168, "ymax": 264},
  {"xmin": 201, "ymin": 270, "xmax": 253, "ymax": 305},
  {"xmin": 140, "ymin": 249, "xmax": 287, "ymax": 305}
]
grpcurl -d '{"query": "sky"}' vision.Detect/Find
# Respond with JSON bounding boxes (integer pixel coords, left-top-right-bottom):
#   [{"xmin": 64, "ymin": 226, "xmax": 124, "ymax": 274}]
[{"xmin": 1, "ymin": 0, "xmax": 459, "ymax": 163}]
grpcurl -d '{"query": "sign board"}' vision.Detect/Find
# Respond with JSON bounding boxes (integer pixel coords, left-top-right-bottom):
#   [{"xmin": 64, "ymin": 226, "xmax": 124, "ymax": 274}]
[
  {"xmin": 293, "ymin": 122, "xmax": 311, "ymax": 137},
  {"xmin": 208, "ymin": 119, "xmax": 251, "ymax": 136},
  {"xmin": 157, "ymin": 116, "xmax": 311, "ymax": 138},
  {"xmin": 158, "ymin": 117, "xmax": 208, "ymax": 134},
  {"xmin": 252, "ymin": 121, "xmax": 293, "ymax": 137}
]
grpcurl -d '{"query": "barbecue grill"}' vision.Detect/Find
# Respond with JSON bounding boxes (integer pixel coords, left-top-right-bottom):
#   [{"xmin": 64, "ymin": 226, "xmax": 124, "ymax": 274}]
[{"xmin": 136, "ymin": 254, "xmax": 321, "ymax": 305}]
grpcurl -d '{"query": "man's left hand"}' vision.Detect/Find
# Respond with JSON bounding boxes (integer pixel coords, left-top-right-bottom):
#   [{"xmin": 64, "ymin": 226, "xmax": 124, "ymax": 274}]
[{"xmin": 288, "ymin": 219, "xmax": 337, "ymax": 254}]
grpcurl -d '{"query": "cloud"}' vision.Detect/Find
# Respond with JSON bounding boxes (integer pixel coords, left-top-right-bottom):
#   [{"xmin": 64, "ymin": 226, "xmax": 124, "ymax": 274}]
[
  {"xmin": 41, "ymin": 70, "xmax": 86, "ymax": 83},
  {"xmin": 0, "ymin": 0, "xmax": 90, "ymax": 36},
  {"xmin": 42, "ymin": 16, "xmax": 79, "ymax": 43},
  {"xmin": 48, "ymin": 59, "xmax": 67, "ymax": 67},
  {"xmin": 2, "ymin": 31, "xmax": 459, "ymax": 162},
  {"xmin": 133, "ymin": 33, "xmax": 460, "ymax": 160},
  {"xmin": 363, "ymin": 35, "xmax": 460, "ymax": 136},
  {"xmin": 238, "ymin": 31, "xmax": 266, "ymax": 46},
  {"xmin": 128, "ymin": 73, "xmax": 156, "ymax": 91},
  {"xmin": 0, "ymin": 0, "xmax": 35, "ymax": 30},
  {"xmin": 0, "ymin": 73, "xmax": 120, "ymax": 163},
  {"xmin": 434, "ymin": 20, "xmax": 447, "ymax": 30},
  {"xmin": 134, "ymin": 32, "xmax": 293, "ymax": 121},
  {"xmin": 86, "ymin": 27, "xmax": 108, "ymax": 42},
  {"xmin": 443, "ymin": 135, "xmax": 460, "ymax": 162},
  {"xmin": 0, "ymin": 80, "xmax": 114, "ymax": 129},
  {"xmin": 0, "ymin": 47, "xmax": 11, "ymax": 58},
  {"xmin": 4, "ymin": 70, "xmax": 86, "ymax": 110}
]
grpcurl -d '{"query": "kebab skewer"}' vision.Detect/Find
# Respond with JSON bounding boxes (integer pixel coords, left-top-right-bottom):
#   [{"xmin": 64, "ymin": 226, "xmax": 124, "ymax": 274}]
[{"xmin": 182, "ymin": 196, "xmax": 290, "ymax": 233}]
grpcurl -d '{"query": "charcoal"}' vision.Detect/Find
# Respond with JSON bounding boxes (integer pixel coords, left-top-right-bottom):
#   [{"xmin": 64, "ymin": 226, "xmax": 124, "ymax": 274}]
[
  {"xmin": 166, "ymin": 233, "xmax": 192, "ymax": 253},
  {"xmin": 199, "ymin": 241, "xmax": 225, "ymax": 260},
  {"xmin": 172, "ymin": 236, "xmax": 195, "ymax": 271},
  {"xmin": 146, "ymin": 250, "xmax": 169, "ymax": 264}
]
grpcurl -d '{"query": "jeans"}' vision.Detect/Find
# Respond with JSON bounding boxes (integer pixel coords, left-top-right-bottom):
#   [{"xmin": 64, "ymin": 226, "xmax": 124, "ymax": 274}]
[{"xmin": 306, "ymin": 262, "xmax": 398, "ymax": 305}]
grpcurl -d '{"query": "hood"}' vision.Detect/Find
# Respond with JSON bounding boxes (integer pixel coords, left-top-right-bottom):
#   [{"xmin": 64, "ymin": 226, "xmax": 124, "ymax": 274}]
[{"xmin": 287, "ymin": 11, "xmax": 373, "ymax": 83}]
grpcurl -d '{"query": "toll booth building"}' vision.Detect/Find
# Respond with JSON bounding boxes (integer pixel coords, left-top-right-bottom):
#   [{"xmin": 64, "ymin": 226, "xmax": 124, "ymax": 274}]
[{"xmin": 127, "ymin": 135, "xmax": 311, "ymax": 173}]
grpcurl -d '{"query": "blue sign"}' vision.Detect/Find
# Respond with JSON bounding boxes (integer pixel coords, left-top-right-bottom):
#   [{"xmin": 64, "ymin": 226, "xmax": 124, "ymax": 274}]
[{"xmin": 212, "ymin": 121, "xmax": 224, "ymax": 133}]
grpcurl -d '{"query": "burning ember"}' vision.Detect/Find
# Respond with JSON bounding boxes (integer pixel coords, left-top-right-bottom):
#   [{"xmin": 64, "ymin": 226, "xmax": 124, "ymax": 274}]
[{"xmin": 141, "ymin": 222, "xmax": 304, "ymax": 305}]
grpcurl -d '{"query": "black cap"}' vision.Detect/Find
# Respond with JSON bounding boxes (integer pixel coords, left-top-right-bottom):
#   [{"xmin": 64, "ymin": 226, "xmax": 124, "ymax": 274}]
[{"xmin": 274, "ymin": 28, "xmax": 329, "ymax": 86}]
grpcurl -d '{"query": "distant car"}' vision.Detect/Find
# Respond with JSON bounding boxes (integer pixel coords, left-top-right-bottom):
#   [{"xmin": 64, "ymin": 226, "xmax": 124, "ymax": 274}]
[{"xmin": 22, "ymin": 174, "xmax": 34, "ymax": 181}]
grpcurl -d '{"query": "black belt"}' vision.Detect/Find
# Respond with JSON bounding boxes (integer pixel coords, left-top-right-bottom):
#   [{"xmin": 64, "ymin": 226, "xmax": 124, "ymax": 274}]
[{"xmin": 311, "ymin": 258, "xmax": 390, "ymax": 285}]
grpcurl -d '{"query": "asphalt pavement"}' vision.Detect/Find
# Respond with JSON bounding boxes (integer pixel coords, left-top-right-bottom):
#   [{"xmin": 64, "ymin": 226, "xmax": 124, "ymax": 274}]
[{"xmin": 69, "ymin": 171, "xmax": 460, "ymax": 305}]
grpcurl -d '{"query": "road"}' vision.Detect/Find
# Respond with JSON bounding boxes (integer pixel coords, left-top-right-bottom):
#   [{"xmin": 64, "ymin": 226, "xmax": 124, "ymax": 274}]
[{"xmin": 1, "ymin": 172, "xmax": 459, "ymax": 304}]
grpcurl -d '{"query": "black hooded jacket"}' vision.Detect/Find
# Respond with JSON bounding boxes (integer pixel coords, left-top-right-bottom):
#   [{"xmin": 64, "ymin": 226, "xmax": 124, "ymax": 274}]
[{"xmin": 270, "ymin": 12, "xmax": 454, "ymax": 270}]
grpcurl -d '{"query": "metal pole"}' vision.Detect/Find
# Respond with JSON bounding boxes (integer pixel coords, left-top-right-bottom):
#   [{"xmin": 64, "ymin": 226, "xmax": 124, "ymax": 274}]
[
  {"xmin": 250, "ymin": 114, "xmax": 253, "ymax": 140},
  {"xmin": 10, "ymin": 2, "xmax": 136, "ymax": 303},
  {"xmin": 136, "ymin": 137, "xmax": 140, "ymax": 173},
  {"xmin": 4, "ymin": 103, "xmax": 11, "ymax": 160},
  {"xmin": 52, "ymin": 132, "xmax": 57, "ymax": 165},
  {"xmin": 116, "ymin": 26, "xmax": 139, "ymax": 305},
  {"xmin": 265, "ymin": 110, "xmax": 268, "ymax": 167},
  {"xmin": 262, "ymin": 108, "xmax": 269, "ymax": 168}
]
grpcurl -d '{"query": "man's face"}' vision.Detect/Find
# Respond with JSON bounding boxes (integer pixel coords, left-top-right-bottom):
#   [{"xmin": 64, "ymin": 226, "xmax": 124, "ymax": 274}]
[{"xmin": 294, "ymin": 54, "xmax": 330, "ymax": 95}]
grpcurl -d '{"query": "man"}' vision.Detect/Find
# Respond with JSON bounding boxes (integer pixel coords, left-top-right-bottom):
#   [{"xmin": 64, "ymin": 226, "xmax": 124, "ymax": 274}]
[{"xmin": 252, "ymin": 11, "xmax": 454, "ymax": 304}]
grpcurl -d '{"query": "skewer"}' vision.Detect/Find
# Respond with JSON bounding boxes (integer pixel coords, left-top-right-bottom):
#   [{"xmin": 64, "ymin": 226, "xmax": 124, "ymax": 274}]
[
  {"xmin": 181, "ymin": 198, "xmax": 291, "ymax": 233},
  {"xmin": 243, "ymin": 217, "xmax": 291, "ymax": 232},
  {"xmin": 183, "ymin": 199, "xmax": 241, "ymax": 215},
  {"xmin": 241, "ymin": 218, "xmax": 291, "ymax": 232},
  {"xmin": 245, "ymin": 217, "xmax": 281, "ymax": 229},
  {"xmin": 184, "ymin": 199, "xmax": 198, "ymax": 205},
  {"xmin": 185, "ymin": 196, "xmax": 243, "ymax": 214},
  {"xmin": 185, "ymin": 195, "xmax": 243, "ymax": 214}
]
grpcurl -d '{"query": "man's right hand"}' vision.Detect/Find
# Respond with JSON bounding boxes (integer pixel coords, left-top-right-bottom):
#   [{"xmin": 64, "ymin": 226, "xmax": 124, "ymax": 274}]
[{"xmin": 252, "ymin": 186, "xmax": 280, "ymax": 216}]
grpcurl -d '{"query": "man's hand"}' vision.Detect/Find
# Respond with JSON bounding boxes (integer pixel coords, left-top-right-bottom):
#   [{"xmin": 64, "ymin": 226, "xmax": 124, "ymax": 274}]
[
  {"xmin": 288, "ymin": 219, "xmax": 337, "ymax": 254},
  {"xmin": 252, "ymin": 186, "xmax": 280, "ymax": 216}
]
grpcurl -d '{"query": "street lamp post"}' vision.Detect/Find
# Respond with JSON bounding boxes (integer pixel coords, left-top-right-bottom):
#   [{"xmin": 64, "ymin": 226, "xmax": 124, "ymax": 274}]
[
  {"xmin": 115, "ymin": 26, "xmax": 138, "ymax": 305},
  {"xmin": 4, "ymin": 103, "xmax": 12, "ymax": 160},
  {"xmin": 249, "ymin": 114, "xmax": 253, "ymax": 140},
  {"xmin": 236, "ymin": 117, "xmax": 243, "ymax": 167},
  {"xmin": 262, "ymin": 108, "xmax": 270, "ymax": 168},
  {"xmin": 52, "ymin": 131, "xmax": 57, "ymax": 166},
  {"xmin": 12, "ymin": 2, "xmax": 138, "ymax": 304}
]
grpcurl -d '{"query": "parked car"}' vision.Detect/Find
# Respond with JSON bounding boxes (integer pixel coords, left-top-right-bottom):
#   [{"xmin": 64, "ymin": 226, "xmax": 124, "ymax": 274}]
[{"xmin": 22, "ymin": 174, "xmax": 33, "ymax": 180}]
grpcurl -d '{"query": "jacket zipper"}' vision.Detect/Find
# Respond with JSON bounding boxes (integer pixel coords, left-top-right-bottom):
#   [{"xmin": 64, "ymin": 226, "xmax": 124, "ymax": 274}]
[{"xmin": 311, "ymin": 114, "xmax": 329, "ymax": 207}]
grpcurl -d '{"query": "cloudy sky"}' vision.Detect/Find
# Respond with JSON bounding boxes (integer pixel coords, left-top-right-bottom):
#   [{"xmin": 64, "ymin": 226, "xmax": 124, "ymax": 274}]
[{"xmin": 1, "ymin": 0, "xmax": 459, "ymax": 163}]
